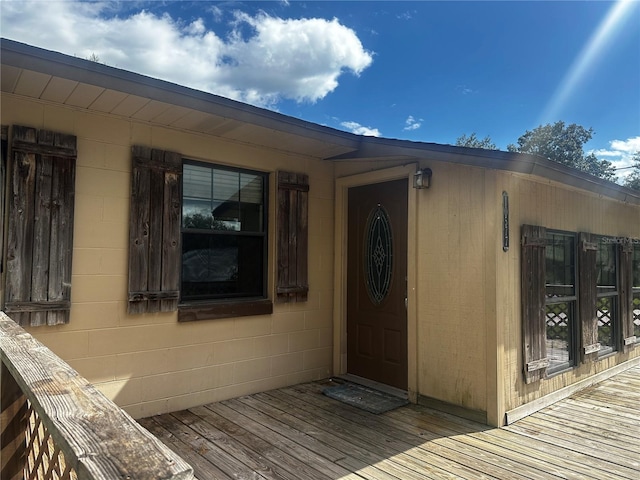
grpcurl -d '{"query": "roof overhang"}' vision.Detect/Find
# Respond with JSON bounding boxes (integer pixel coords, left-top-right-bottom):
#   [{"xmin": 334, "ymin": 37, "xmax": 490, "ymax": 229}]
[
  {"xmin": 2, "ymin": 38, "xmax": 639, "ymax": 205},
  {"xmin": 0, "ymin": 38, "xmax": 360, "ymax": 160}
]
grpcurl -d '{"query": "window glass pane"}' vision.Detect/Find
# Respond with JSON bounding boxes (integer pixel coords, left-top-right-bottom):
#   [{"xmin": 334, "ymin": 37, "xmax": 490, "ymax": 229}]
[
  {"xmin": 240, "ymin": 173, "xmax": 263, "ymax": 204},
  {"xmin": 546, "ymin": 302, "xmax": 574, "ymax": 372},
  {"xmin": 183, "ymin": 164, "xmax": 265, "ymax": 232},
  {"xmin": 181, "ymin": 232, "xmax": 264, "ymax": 301},
  {"xmin": 545, "ymin": 232, "xmax": 575, "ymax": 298},
  {"xmin": 596, "ymin": 240, "xmax": 617, "ymax": 292},
  {"xmin": 181, "ymin": 162, "xmax": 266, "ymax": 302},
  {"xmin": 183, "ymin": 164, "xmax": 212, "ymax": 228},
  {"xmin": 597, "ymin": 296, "xmax": 616, "ymax": 352},
  {"xmin": 183, "ymin": 164, "xmax": 212, "ymax": 199}
]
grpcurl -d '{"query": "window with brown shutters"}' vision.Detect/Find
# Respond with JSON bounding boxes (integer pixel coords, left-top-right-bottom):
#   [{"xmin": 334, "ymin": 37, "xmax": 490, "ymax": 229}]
[
  {"xmin": 521, "ymin": 225, "xmax": 549, "ymax": 383},
  {"xmin": 127, "ymin": 146, "xmax": 182, "ymax": 314},
  {"xmin": 276, "ymin": 171, "xmax": 309, "ymax": 303},
  {"xmin": 4, "ymin": 126, "xmax": 76, "ymax": 326}
]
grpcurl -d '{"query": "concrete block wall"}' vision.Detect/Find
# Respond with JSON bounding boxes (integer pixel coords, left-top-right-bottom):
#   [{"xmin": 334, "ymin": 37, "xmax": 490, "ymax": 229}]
[{"xmin": 1, "ymin": 95, "xmax": 334, "ymax": 419}]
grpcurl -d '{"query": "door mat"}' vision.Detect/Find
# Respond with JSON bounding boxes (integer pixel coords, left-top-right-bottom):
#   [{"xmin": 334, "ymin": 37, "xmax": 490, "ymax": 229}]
[{"xmin": 322, "ymin": 382, "xmax": 409, "ymax": 414}]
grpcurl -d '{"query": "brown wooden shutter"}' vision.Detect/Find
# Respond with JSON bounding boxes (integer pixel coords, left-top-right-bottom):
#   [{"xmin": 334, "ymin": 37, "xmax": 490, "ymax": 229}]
[
  {"xmin": 127, "ymin": 146, "xmax": 182, "ymax": 314},
  {"xmin": 521, "ymin": 225, "xmax": 549, "ymax": 383},
  {"xmin": 276, "ymin": 171, "xmax": 309, "ymax": 303},
  {"xmin": 578, "ymin": 232, "xmax": 599, "ymax": 362},
  {"xmin": 619, "ymin": 239, "xmax": 635, "ymax": 350},
  {"xmin": 1, "ymin": 126, "xmax": 7, "ymax": 276},
  {"xmin": 4, "ymin": 126, "xmax": 76, "ymax": 326}
]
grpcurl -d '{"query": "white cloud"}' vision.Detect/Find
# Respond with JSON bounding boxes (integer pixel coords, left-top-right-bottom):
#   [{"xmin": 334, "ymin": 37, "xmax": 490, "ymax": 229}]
[
  {"xmin": 0, "ymin": 1, "xmax": 373, "ymax": 108},
  {"xmin": 591, "ymin": 135, "xmax": 640, "ymax": 181},
  {"xmin": 403, "ymin": 115, "xmax": 423, "ymax": 131},
  {"xmin": 456, "ymin": 85, "xmax": 475, "ymax": 95},
  {"xmin": 341, "ymin": 121, "xmax": 381, "ymax": 137}
]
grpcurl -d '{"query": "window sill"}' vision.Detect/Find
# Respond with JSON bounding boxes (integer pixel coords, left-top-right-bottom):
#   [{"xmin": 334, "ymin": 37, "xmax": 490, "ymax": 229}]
[{"xmin": 178, "ymin": 298, "xmax": 273, "ymax": 322}]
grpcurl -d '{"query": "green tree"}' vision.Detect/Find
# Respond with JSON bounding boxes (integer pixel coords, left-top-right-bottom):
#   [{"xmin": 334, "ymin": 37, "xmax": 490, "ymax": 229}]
[
  {"xmin": 455, "ymin": 132, "xmax": 497, "ymax": 150},
  {"xmin": 623, "ymin": 151, "xmax": 640, "ymax": 191},
  {"xmin": 507, "ymin": 121, "xmax": 616, "ymax": 181}
]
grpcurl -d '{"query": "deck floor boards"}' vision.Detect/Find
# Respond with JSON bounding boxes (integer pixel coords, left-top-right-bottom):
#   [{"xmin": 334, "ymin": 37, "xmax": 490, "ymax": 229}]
[{"xmin": 138, "ymin": 365, "xmax": 640, "ymax": 480}]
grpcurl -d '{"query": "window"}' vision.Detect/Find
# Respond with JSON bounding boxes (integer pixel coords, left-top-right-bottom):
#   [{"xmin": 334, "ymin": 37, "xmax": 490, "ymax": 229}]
[
  {"xmin": 596, "ymin": 238, "xmax": 619, "ymax": 355},
  {"xmin": 522, "ymin": 225, "xmax": 638, "ymax": 382},
  {"xmin": 633, "ymin": 243, "xmax": 640, "ymax": 343},
  {"xmin": 545, "ymin": 231, "xmax": 577, "ymax": 373},
  {"xmin": 181, "ymin": 162, "xmax": 267, "ymax": 302},
  {"xmin": 127, "ymin": 148, "xmax": 274, "ymax": 320}
]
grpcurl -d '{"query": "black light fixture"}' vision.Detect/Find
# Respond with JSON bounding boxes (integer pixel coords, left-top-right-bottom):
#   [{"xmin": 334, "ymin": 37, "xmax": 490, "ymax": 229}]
[{"xmin": 413, "ymin": 167, "xmax": 432, "ymax": 189}]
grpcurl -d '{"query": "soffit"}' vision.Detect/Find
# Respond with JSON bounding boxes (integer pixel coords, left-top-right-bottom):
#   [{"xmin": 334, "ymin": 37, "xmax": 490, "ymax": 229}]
[{"xmin": 1, "ymin": 62, "xmax": 357, "ymax": 160}]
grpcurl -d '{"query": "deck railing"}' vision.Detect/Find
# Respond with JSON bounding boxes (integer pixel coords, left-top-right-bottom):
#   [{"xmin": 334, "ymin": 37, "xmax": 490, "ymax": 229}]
[{"xmin": 0, "ymin": 311, "xmax": 194, "ymax": 480}]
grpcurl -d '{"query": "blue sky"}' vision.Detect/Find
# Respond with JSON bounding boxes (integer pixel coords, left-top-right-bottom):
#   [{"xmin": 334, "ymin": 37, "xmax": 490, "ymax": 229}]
[{"xmin": 2, "ymin": 1, "xmax": 639, "ymax": 180}]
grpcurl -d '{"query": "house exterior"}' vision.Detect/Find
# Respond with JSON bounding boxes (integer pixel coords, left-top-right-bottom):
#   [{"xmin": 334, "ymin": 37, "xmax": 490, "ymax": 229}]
[{"xmin": 1, "ymin": 38, "xmax": 639, "ymax": 427}]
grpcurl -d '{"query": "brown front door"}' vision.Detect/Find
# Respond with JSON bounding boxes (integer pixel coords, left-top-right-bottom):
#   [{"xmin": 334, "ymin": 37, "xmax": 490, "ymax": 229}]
[{"xmin": 347, "ymin": 179, "xmax": 408, "ymax": 390}]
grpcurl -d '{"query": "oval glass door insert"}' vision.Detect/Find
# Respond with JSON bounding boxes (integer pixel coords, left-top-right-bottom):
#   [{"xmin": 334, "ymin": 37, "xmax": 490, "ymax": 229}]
[{"xmin": 364, "ymin": 204, "xmax": 393, "ymax": 305}]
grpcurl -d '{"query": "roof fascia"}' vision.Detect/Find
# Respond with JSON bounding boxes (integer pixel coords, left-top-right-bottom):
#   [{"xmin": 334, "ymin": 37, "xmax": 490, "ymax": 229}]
[{"xmin": 330, "ymin": 137, "xmax": 640, "ymax": 205}]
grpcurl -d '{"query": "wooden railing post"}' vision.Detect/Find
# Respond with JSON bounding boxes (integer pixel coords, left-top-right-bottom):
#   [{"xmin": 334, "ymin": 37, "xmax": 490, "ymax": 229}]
[{"xmin": 1, "ymin": 360, "xmax": 28, "ymax": 480}]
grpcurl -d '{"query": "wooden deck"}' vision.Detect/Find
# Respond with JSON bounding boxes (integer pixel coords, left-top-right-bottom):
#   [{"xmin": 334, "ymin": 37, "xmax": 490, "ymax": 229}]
[{"xmin": 139, "ymin": 365, "xmax": 640, "ymax": 479}]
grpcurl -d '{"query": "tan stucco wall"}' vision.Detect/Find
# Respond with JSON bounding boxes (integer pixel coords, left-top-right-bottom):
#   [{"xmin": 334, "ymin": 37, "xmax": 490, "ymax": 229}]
[
  {"xmin": 4, "ymin": 92, "xmax": 639, "ymax": 426},
  {"xmin": 1, "ymin": 94, "xmax": 335, "ymax": 419},
  {"xmin": 334, "ymin": 160, "xmax": 496, "ymax": 418},
  {"xmin": 496, "ymin": 170, "xmax": 640, "ymax": 418},
  {"xmin": 335, "ymin": 159, "xmax": 640, "ymax": 427}
]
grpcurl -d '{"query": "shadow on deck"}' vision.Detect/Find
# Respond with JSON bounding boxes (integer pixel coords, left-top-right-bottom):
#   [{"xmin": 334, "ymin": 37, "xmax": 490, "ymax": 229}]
[{"xmin": 140, "ymin": 366, "xmax": 640, "ymax": 480}]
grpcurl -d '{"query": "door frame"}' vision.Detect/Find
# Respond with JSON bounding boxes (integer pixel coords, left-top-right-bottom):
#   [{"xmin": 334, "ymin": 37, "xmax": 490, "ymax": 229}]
[{"xmin": 333, "ymin": 164, "xmax": 419, "ymax": 402}]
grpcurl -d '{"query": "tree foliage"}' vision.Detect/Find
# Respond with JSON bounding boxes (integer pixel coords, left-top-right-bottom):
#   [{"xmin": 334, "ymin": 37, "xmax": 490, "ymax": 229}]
[
  {"xmin": 623, "ymin": 151, "xmax": 640, "ymax": 191},
  {"xmin": 455, "ymin": 132, "xmax": 497, "ymax": 150},
  {"xmin": 506, "ymin": 121, "xmax": 616, "ymax": 181}
]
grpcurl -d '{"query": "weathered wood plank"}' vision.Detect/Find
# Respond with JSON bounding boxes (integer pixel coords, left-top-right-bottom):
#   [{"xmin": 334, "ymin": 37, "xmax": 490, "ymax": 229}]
[
  {"xmin": 175, "ymin": 408, "xmax": 316, "ymax": 479},
  {"xmin": 128, "ymin": 148, "xmax": 151, "ymax": 314},
  {"xmin": 5, "ymin": 148, "xmax": 36, "ymax": 326},
  {"xmin": 181, "ymin": 406, "xmax": 330, "ymax": 480},
  {"xmin": 31, "ymin": 155, "xmax": 53, "ymax": 327},
  {"xmin": 279, "ymin": 384, "xmax": 545, "ymax": 480},
  {"xmin": 147, "ymin": 150, "xmax": 165, "ymax": 313},
  {"xmin": 154, "ymin": 412, "xmax": 262, "ymax": 480},
  {"xmin": 206, "ymin": 399, "xmax": 360, "ymax": 479},
  {"xmin": 144, "ymin": 368, "xmax": 640, "ymax": 480},
  {"xmin": 161, "ymin": 151, "xmax": 182, "ymax": 312},
  {"xmin": 0, "ymin": 313, "xmax": 194, "ymax": 479},
  {"xmin": 139, "ymin": 416, "xmax": 230, "ymax": 480},
  {"xmin": 264, "ymin": 389, "xmax": 496, "ymax": 480},
  {"xmin": 504, "ymin": 421, "xmax": 639, "ymax": 477},
  {"xmin": 46, "ymin": 132, "xmax": 76, "ymax": 326},
  {"xmin": 218, "ymin": 397, "xmax": 347, "ymax": 463},
  {"xmin": 243, "ymin": 393, "xmax": 405, "ymax": 480}
]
